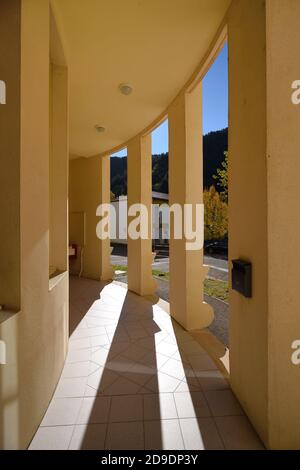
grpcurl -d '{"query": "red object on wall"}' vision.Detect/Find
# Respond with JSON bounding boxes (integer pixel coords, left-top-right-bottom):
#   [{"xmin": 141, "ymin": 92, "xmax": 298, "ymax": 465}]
[{"xmin": 69, "ymin": 244, "xmax": 77, "ymax": 260}]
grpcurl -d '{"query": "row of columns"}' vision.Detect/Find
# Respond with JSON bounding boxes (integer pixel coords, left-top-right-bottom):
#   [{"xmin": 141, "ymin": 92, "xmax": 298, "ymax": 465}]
[
  {"xmin": 71, "ymin": 0, "xmax": 300, "ymax": 448},
  {"xmin": 97, "ymin": 81, "xmax": 212, "ymax": 331}
]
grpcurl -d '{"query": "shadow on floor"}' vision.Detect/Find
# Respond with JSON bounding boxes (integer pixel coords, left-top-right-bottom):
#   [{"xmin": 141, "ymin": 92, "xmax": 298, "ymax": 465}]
[
  {"xmin": 69, "ymin": 276, "xmax": 110, "ymax": 336},
  {"xmin": 29, "ymin": 276, "xmax": 264, "ymax": 450}
]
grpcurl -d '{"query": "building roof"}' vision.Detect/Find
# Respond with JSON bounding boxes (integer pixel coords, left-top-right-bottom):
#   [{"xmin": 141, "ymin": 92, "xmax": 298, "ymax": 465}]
[{"xmin": 112, "ymin": 192, "xmax": 169, "ymax": 203}]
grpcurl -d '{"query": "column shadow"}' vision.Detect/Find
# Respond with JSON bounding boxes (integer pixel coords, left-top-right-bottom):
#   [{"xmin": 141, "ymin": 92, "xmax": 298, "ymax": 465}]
[
  {"xmin": 77, "ymin": 283, "xmax": 162, "ymax": 449},
  {"xmin": 69, "ymin": 278, "xmax": 232, "ymax": 450}
]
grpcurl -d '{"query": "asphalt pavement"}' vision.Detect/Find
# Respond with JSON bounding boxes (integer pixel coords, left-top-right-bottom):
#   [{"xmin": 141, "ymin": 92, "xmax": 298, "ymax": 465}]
[{"xmin": 111, "ymin": 252, "xmax": 228, "ymax": 282}]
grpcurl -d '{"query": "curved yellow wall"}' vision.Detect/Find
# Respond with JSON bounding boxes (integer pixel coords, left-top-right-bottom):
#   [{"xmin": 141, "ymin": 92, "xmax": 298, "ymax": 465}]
[
  {"xmin": 0, "ymin": 0, "xmax": 69, "ymax": 449},
  {"xmin": 1, "ymin": 0, "xmax": 300, "ymax": 451}
]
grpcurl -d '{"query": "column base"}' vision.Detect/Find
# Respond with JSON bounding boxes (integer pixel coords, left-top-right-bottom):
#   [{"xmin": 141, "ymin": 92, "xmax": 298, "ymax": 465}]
[
  {"xmin": 100, "ymin": 267, "xmax": 114, "ymax": 282},
  {"xmin": 128, "ymin": 276, "xmax": 157, "ymax": 297},
  {"xmin": 170, "ymin": 300, "xmax": 214, "ymax": 332}
]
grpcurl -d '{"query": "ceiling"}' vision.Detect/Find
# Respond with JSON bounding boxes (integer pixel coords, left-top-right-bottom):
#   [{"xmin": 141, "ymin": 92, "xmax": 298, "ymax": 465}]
[{"xmin": 52, "ymin": 0, "xmax": 230, "ymax": 158}]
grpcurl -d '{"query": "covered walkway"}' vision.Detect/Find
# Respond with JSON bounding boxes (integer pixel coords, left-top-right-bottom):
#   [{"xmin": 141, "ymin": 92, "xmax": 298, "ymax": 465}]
[{"xmin": 29, "ymin": 277, "xmax": 263, "ymax": 450}]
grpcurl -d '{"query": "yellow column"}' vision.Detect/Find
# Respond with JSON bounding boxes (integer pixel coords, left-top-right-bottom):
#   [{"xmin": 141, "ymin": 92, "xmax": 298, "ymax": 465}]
[
  {"xmin": 168, "ymin": 83, "xmax": 213, "ymax": 331},
  {"xmin": 127, "ymin": 134, "xmax": 156, "ymax": 296},
  {"xmin": 49, "ymin": 65, "xmax": 68, "ymax": 273},
  {"xmin": 99, "ymin": 155, "xmax": 114, "ymax": 281},
  {"xmin": 228, "ymin": 0, "xmax": 300, "ymax": 449}
]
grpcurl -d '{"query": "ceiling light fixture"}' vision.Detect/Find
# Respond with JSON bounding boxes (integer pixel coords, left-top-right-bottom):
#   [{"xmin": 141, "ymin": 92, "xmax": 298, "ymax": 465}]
[
  {"xmin": 119, "ymin": 83, "xmax": 133, "ymax": 96},
  {"xmin": 95, "ymin": 125, "xmax": 106, "ymax": 133}
]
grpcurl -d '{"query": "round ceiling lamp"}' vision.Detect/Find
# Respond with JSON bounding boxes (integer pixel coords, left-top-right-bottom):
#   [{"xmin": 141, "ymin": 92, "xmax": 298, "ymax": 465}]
[
  {"xmin": 94, "ymin": 125, "xmax": 106, "ymax": 133},
  {"xmin": 119, "ymin": 83, "xmax": 133, "ymax": 96}
]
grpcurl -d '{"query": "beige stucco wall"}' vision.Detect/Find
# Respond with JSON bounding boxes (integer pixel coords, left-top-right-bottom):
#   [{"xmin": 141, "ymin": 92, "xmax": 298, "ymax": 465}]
[
  {"xmin": 0, "ymin": 0, "xmax": 69, "ymax": 449},
  {"xmin": 228, "ymin": 0, "xmax": 269, "ymax": 444},
  {"xmin": 228, "ymin": 0, "xmax": 300, "ymax": 449},
  {"xmin": 265, "ymin": 0, "xmax": 300, "ymax": 449},
  {"xmin": 0, "ymin": 0, "xmax": 299, "ymax": 451},
  {"xmin": 69, "ymin": 156, "xmax": 106, "ymax": 280},
  {"xmin": 0, "ymin": 0, "xmax": 21, "ymax": 312}
]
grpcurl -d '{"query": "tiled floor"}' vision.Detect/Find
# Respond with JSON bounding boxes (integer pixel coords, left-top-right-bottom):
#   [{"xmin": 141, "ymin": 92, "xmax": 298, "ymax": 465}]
[{"xmin": 29, "ymin": 276, "xmax": 264, "ymax": 450}]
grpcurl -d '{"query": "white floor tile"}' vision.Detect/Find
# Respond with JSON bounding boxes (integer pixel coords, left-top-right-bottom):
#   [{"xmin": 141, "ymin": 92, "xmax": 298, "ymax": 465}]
[
  {"xmin": 145, "ymin": 372, "xmax": 182, "ymax": 393},
  {"xmin": 154, "ymin": 341, "xmax": 179, "ymax": 358},
  {"xmin": 69, "ymin": 423, "xmax": 107, "ymax": 450},
  {"xmin": 204, "ymin": 390, "xmax": 244, "ymax": 416},
  {"xmin": 54, "ymin": 377, "xmax": 87, "ymax": 398},
  {"xmin": 110, "ymin": 394, "xmax": 143, "ymax": 422},
  {"xmin": 144, "ymin": 419, "xmax": 184, "ymax": 450},
  {"xmin": 175, "ymin": 380, "xmax": 202, "ymax": 393},
  {"xmin": 106, "ymin": 355, "xmax": 137, "ymax": 374},
  {"xmin": 215, "ymin": 416, "xmax": 264, "ymax": 450},
  {"xmin": 77, "ymin": 396, "xmax": 111, "ymax": 424},
  {"xmin": 90, "ymin": 334, "xmax": 110, "ymax": 347},
  {"xmin": 159, "ymin": 357, "xmax": 186, "ymax": 380},
  {"xmin": 29, "ymin": 426, "xmax": 74, "ymax": 450},
  {"xmin": 123, "ymin": 363, "xmax": 156, "ymax": 386},
  {"xmin": 180, "ymin": 417, "xmax": 224, "ymax": 450},
  {"xmin": 91, "ymin": 347, "xmax": 110, "ymax": 366},
  {"xmin": 68, "ymin": 337, "xmax": 91, "ymax": 350},
  {"xmin": 197, "ymin": 370, "xmax": 229, "ymax": 391},
  {"xmin": 103, "ymin": 376, "xmax": 142, "ymax": 396},
  {"xmin": 189, "ymin": 354, "xmax": 218, "ymax": 373},
  {"xmin": 70, "ymin": 326, "xmax": 107, "ymax": 339},
  {"xmin": 66, "ymin": 348, "xmax": 91, "ymax": 364},
  {"xmin": 105, "ymin": 421, "xmax": 144, "ymax": 450},
  {"xmin": 174, "ymin": 391, "xmax": 211, "ymax": 418},
  {"xmin": 139, "ymin": 351, "xmax": 170, "ymax": 369},
  {"xmin": 41, "ymin": 397, "xmax": 82, "ymax": 426},
  {"xmin": 61, "ymin": 361, "xmax": 91, "ymax": 378},
  {"xmin": 144, "ymin": 393, "xmax": 178, "ymax": 420},
  {"xmin": 179, "ymin": 340, "xmax": 207, "ymax": 355},
  {"xmin": 30, "ymin": 279, "xmax": 263, "ymax": 451},
  {"xmin": 87, "ymin": 367, "xmax": 118, "ymax": 393}
]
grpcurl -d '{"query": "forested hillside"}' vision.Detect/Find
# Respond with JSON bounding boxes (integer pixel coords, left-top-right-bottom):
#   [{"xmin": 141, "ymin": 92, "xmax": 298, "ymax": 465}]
[{"xmin": 111, "ymin": 128, "xmax": 228, "ymax": 196}]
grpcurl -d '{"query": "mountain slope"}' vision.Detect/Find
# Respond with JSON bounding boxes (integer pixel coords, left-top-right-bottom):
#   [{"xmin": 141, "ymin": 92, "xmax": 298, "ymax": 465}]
[{"xmin": 110, "ymin": 128, "xmax": 228, "ymax": 196}]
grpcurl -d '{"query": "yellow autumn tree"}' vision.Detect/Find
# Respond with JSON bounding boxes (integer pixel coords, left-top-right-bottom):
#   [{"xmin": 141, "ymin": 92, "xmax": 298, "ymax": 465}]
[{"xmin": 203, "ymin": 186, "xmax": 228, "ymax": 240}]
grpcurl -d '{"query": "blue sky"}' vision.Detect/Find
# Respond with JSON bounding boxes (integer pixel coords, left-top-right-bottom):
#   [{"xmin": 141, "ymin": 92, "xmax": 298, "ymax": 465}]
[{"xmin": 113, "ymin": 43, "xmax": 228, "ymax": 157}]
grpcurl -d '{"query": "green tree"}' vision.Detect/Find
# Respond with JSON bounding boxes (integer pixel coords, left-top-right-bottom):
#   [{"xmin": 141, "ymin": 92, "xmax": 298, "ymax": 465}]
[
  {"xmin": 213, "ymin": 151, "xmax": 228, "ymax": 202},
  {"xmin": 204, "ymin": 186, "xmax": 228, "ymax": 240}
]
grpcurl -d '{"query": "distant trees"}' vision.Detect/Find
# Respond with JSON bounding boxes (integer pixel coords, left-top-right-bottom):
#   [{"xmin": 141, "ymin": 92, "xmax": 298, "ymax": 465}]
[
  {"xmin": 204, "ymin": 186, "xmax": 228, "ymax": 240},
  {"xmin": 110, "ymin": 134, "xmax": 229, "ymax": 241},
  {"xmin": 110, "ymin": 158, "xmax": 127, "ymax": 196},
  {"xmin": 203, "ymin": 128, "xmax": 228, "ymax": 188},
  {"xmin": 204, "ymin": 150, "xmax": 228, "ymax": 240},
  {"xmin": 213, "ymin": 151, "xmax": 228, "ymax": 202},
  {"xmin": 110, "ymin": 128, "xmax": 228, "ymax": 196},
  {"xmin": 152, "ymin": 153, "xmax": 168, "ymax": 193}
]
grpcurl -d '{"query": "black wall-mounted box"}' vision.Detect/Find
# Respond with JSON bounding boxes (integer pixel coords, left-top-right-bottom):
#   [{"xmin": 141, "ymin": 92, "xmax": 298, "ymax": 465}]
[{"xmin": 231, "ymin": 259, "xmax": 252, "ymax": 298}]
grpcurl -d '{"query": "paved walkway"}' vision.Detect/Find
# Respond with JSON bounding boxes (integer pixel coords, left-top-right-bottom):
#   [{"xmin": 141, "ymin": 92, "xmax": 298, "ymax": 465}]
[
  {"xmin": 156, "ymin": 277, "xmax": 229, "ymax": 348},
  {"xmin": 116, "ymin": 272, "xmax": 229, "ymax": 348},
  {"xmin": 29, "ymin": 277, "xmax": 263, "ymax": 450}
]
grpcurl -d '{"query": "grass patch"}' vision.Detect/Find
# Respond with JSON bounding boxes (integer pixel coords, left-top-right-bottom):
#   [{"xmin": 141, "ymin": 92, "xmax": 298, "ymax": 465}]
[
  {"xmin": 113, "ymin": 265, "xmax": 127, "ymax": 272},
  {"xmin": 152, "ymin": 269, "xmax": 169, "ymax": 280},
  {"xmin": 113, "ymin": 265, "xmax": 228, "ymax": 302},
  {"xmin": 204, "ymin": 278, "xmax": 228, "ymax": 302},
  {"xmin": 113, "ymin": 265, "xmax": 169, "ymax": 279},
  {"xmin": 152, "ymin": 269, "xmax": 228, "ymax": 302}
]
